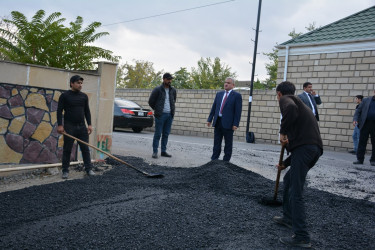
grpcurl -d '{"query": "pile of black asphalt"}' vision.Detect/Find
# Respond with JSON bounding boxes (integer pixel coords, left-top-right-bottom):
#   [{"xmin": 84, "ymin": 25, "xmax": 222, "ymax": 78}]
[{"xmin": 0, "ymin": 156, "xmax": 374, "ymax": 249}]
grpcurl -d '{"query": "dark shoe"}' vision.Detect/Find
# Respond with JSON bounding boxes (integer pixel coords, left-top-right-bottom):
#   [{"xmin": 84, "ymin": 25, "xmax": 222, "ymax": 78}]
[
  {"xmin": 62, "ymin": 172, "xmax": 69, "ymax": 179},
  {"xmin": 273, "ymin": 216, "xmax": 292, "ymax": 229},
  {"xmin": 152, "ymin": 153, "xmax": 158, "ymax": 159},
  {"xmin": 279, "ymin": 235, "xmax": 311, "ymax": 248},
  {"xmin": 348, "ymin": 150, "xmax": 356, "ymax": 155},
  {"xmin": 370, "ymin": 161, "xmax": 375, "ymax": 166},
  {"xmin": 86, "ymin": 170, "xmax": 95, "ymax": 176},
  {"xmin": 353, "ymin": 160, "xmax": 363, "ymax": 165},
  {"xmin": 161, "ymin": 152, "xmax": 172, "ymax": 157}
]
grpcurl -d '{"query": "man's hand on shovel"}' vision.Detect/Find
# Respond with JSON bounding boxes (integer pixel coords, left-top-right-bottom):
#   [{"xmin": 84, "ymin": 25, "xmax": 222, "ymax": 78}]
[{"xmin": 276, "ymin": 163, "xmax": 287, "ymax": 171}]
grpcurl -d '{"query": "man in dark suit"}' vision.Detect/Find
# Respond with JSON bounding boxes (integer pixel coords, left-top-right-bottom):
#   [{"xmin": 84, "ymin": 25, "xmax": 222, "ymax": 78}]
[
  {"xmin": 353, "ymin": 90, "xmax": 375, "ymax": 166},
  {"xmin": 274, "ymin": 81, "xmax": 323, "ymax": 248},
  {"xmin": 207, "ymin": 77, "xmax": 242, "ymax": 162},
  {"xmin": 297, "ymin": 82, "xmax": 322, "ymax": 121}
]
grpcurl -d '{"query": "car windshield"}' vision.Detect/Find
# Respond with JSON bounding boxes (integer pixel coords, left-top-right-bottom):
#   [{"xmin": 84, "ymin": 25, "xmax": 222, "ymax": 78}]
[{"xmin": 115, "ymin": 99, "xmax": 140, "ymax": 108}]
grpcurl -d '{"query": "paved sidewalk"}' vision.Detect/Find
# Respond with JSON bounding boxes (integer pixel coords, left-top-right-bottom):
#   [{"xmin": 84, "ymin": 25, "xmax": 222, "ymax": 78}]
[{"xmin": 112, "ymin": 130, "xmax": 375, "ymax": 202}]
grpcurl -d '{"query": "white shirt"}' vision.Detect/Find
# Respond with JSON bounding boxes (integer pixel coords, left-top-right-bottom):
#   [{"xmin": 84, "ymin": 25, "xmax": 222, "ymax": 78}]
[
  {"xmin": 163, "ymin": 87, "xmax": 171, "ymax": 113},
  {"xmin": 304, "ymin": 91, "xmax": 316, "ymax": 115}
]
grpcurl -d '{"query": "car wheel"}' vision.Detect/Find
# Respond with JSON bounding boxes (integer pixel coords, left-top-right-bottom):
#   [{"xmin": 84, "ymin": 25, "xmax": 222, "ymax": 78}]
[{"xmin": 132, "ymin": 127, "xmax": 143, "ymax": 133}]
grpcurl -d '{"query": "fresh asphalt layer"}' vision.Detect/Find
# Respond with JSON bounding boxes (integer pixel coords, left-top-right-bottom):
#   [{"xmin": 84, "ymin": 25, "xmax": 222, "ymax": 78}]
[
  {"xmin": 111, "ymin": 130, "xmax": 375, "ymax": 202},
  {"xmin": 0, "ymin": 131, "xmax": 374, "ymax": 249}
]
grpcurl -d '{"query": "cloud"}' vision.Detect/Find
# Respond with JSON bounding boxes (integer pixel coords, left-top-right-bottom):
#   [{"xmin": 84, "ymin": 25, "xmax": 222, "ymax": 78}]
[{"xmin": 95, "ymin": 26, "xmax": 201, "ymax": 73}]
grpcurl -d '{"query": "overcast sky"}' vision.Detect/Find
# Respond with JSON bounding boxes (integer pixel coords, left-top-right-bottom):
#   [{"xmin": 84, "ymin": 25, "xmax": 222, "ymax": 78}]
[{"xmin": 1, "ymin": 0, "xmax": 374, "ymax": 81}]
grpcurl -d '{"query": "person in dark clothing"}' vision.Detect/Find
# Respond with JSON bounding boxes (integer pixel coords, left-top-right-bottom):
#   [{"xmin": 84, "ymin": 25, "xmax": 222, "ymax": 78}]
[
  {"xmin": 349, "ymin": 95, "xmax": 363, "ymax": 154},
  {"xmin": 273, "ymin": 81, "xmax": 323, "ymax": 248},
  {"xmin": 57, "ymin": 75, "xmax": 95, "ymax": 179},
  {"xmin": 148, "ymin": 73, "xmax": 177, "ymax": 159},
  {"xmin": 353, "ymin": 90, "xmax": 375, "ymax": 166},
  {"xmin": 207, "ymin": 77, "xmax": 242, "ymax": 162},
  {"xmin": 297, "ymin": 82, "xmax": 322, "ymax": 121}
]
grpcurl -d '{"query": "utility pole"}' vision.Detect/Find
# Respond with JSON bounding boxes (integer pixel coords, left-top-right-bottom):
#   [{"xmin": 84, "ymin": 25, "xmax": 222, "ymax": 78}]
[{"xmin": 245, "ymin": 0, "xmax": 262, "ymax": 143}]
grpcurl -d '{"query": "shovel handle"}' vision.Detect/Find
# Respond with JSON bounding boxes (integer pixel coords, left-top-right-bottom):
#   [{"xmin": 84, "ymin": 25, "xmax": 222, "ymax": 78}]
[
  {"xmin": 62, "ymin": 132, "xmax": 148, "ymax": 176},
  {"xmin": 273, "ymin": 144, "xmax": 285, "ymax": 200}
]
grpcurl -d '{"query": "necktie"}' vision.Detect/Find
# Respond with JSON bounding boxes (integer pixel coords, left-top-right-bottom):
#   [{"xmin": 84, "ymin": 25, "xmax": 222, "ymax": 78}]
[
  {"xmin": 306, "ymin": 93, "xmax": 316, "ymax": 115},
  {"xmin": 220, "ymin": 91, "xmax": 228, "ymax": 115}
]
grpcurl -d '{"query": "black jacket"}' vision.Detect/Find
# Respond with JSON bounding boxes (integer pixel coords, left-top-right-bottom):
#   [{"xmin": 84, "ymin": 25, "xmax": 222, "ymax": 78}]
[
  {"xmin": 148, "ymin": 84, "xmax": 177, "ymax": 118},
  {"xmin": 57, "ymin": 90, "xmax": 91, "ymax": 126},
  {"xmin": 279, "ymin": 95, "xmax": 323, "ymax": 167},
  {"xmin": 279, "ymin": 95, "xmax": 323, "ymax": 153},
  {"xmin": 353, "ymin": 96, "xmax": 375, "ymax": 130}
]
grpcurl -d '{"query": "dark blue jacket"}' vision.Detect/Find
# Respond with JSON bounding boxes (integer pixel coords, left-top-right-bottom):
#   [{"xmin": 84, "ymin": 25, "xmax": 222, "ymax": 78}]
[
  {"xmin": 354, "ymin": 96, "xmax": 375, "ymax": 130},
  {"xmin": 207, "ymin": 90, "xmax": 242, "ymax": 129}
]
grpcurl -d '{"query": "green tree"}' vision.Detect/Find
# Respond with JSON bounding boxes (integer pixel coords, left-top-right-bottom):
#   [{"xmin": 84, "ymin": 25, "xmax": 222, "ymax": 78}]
[
  {"xmin": 191, "ymin": 57, "xmax": 237, "ymax": 89},
  {"xmin": 262, "ymin": 47, "xmax": 278, "ymax": 89},
  {"xmin": 0, "ymin": 10, "xmax": 67, "ymax": 65},
  {"xmin": 288, "ymin": 23, "xmax": 318, "ymax": 39},
  {"xmin": 65, "ymin": 16, "xmax": 120, "ymax": 70},
  {"xmin": 0, "ymin": 10, "xmax": 119, "ymax": 70},
  {"xmin": 119, "ymin": 60, "xmax": 163, "ymax": 88},
  {"xmin": 0, "ymin": 15, "xmax": 15, "ymax": 60},
  {"xmin": 253, "ymin": 78, "xmax": 267, "ymax": 89},
  {"xmin": 306, "ymin": 22, "xmax": 319, "ymax": 32},
  {"xmin": 116, "ymin": 63, "xmax": 127, "ymax": 88},
  {"xmin": 288, "ymin": 28, "xmax": 303, "ymax": 39},
  {"xmin": 117, "ymin": 57, "xmax": 237, "ymax": 89},
  {"xmin": 172, "ymin": 67, "xmax": 195, "ymax": 89}
]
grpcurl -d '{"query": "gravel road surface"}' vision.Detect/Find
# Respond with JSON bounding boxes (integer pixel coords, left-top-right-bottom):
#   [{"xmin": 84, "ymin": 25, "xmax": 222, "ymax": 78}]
[{"xmin": 0, "ymin": 130, "xmax": 374, "ymax": 249}]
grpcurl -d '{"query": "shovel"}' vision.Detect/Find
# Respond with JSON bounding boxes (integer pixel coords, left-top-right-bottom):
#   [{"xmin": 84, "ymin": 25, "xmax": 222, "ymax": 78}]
[
  {"xmin": 62, "ymin": 132, "xmax": 164, "ymax": 178},
  {"xmin": 259, "ymin": 144, "xmax": 285, "ymax": 206}
]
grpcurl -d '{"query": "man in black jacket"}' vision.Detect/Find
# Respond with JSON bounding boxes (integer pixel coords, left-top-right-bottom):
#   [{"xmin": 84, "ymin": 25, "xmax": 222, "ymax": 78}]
[
  {"xmin": 353, "ymin": 90, "xmax": 375, "ymax": 166},
  {"xmin": 148, "ymin": 73, "xmax": 177, "ymax": 159},
  {"xmin": 57, "ymin": 75, "xmax": 95, "ymax": 179},
  {"xmin": 273, "ymin": 81, "xmax": 323, "ymax": 248}
]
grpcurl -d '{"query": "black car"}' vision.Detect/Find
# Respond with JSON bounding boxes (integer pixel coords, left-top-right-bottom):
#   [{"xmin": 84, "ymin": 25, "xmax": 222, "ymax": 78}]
[{"xmin": 113, "ymin": 98, "xmax": 154, "ymax": 133}]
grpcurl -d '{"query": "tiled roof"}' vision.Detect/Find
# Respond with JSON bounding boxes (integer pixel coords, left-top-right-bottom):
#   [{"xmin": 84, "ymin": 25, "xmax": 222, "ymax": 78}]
[{"xmin": 281, "ymin": 6, "xmax": 375, "ymax": 45}]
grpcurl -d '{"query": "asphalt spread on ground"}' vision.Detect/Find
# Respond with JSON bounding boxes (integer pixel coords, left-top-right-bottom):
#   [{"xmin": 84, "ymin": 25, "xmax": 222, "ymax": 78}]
[{"xmin": 0, "ymin": 156, "xmax": 374, "ymax": 249}]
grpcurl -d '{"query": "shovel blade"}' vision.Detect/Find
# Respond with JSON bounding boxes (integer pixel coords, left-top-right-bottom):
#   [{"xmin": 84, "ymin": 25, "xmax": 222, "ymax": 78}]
[
  {"xmin": 146, "ymin": 173, "xmax": 164, "ymax": 178},
  {"xmin": 259, "ymin": 197, "xmax": 282, "ymax": 206}
]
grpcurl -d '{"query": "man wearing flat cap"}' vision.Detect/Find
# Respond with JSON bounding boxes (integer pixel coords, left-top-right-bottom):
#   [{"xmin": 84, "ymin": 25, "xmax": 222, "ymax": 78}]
[
  {"xmin": 148, "ymin": 73, "xmax": 177, "ymax": 158},
  {"xmin": 57, "ymin": 75, "xmax": 95, "ymax": 179}
]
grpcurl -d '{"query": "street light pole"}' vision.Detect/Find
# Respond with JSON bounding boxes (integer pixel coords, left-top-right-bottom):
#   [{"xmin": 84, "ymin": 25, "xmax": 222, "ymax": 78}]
[{"xmin": 246, "ymin": 0, "xmax": 262, "ymax": 143}]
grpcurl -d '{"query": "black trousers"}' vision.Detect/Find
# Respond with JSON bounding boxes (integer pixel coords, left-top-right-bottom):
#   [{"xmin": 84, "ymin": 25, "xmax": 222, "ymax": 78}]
[
  {"xmin": 211, "ymin": 117, "xmax": 234, "ymax": 162},
  {"xmin": 62, "ymin": 123, "xmax": 92, "ymax": 173},
  {"xmin": 357, "ymin": 120, "xmax": 375, "ymax": 162},
  {"xmin": 283, "ymin": 144, "xmax": 321, "ymax": 241}
]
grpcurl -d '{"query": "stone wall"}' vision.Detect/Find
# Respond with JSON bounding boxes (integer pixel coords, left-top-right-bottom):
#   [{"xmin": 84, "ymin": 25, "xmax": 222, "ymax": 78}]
[
  {"xmin": 0, "ymin": 60, "xmax": 117, "ymax": 165},
  {"xmin": 0, "ymin": 83, "xmax": 78, "ymax": 163}
]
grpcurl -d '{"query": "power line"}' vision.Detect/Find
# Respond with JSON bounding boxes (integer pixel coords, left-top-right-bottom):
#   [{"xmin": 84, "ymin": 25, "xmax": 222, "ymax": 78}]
[{"xmin": 101, "ymin": 0, "xmax": 235, "ymax": 27}]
